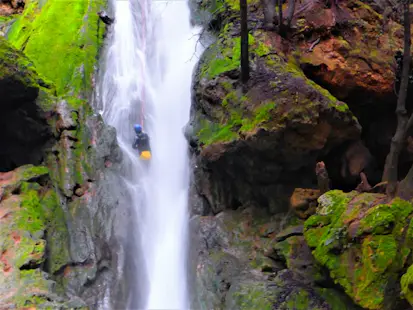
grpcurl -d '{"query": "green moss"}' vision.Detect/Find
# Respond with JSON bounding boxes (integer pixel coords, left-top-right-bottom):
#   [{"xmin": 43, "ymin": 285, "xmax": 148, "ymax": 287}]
[
  {"xmin": 7, "ymin": 0, "xmax": 105, "ymax": 99},
  {"xmin": 18, "ymin": 164, "xmax": 49, "ymax": 180},
  {"xmin": 12, "ymin": 269, "xmax": 51, "ymax": 307},
  {"xmin": 41, "ymin": 189, "xmax": 70, "ymax": 274},
  {"xmin": 202, "ymin": 29, "xmax": 272, "ymax": 79},
  {"xmin": 240, "ymin": 102, "xmax": 276, "ymax": 132},
  {"xmin": 0, "ymin": 15, "xmax": 16, "ymax": 23},
  {"xmin": 0, "ymin": 36, "xmax": 48, "ymax": 87},
  {"xmin": 357, "ymin": 199, "xmax": 413, "ymax": 236},
  {"xmin": 222, "ymin": 0, "xmax": 260, "ymax": 12},
  {"xmin": 355, "ymin": 235, "xmax": 397, "ymax": 308},
  {"xmin": 304, "ymin": 191, "xmax": 413, "ymax": 309},
  {"xmin": 15, "ymin": 182, "xmax": 46, "ymax": 232},
  {"xmin": 401, "ymin": 264, "xmax": 413, "ymax": 306},
  {"xmin": 231, "ymin": 283, "xmax": 273, "ymax": 309},
  {"xmin": 286, "ymin": 290, "xmax": 310, "ymax": 309},
  {"xmin": 197, "ymin": 99, "xmax": 277, "ymax": 144}
]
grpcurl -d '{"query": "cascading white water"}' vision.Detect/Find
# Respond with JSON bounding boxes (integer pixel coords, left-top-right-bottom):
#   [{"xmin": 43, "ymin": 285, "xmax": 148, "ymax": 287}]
[{"xmin": 98, "ymin": 0, "xmax": 202, "ymax": 308}]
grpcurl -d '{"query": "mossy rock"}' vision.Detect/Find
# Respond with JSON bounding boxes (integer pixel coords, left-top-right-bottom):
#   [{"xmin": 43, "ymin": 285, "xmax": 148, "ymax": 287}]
[
  {"xmin": 0, "ymin": 165, "xmax": 70, "ymax": 308},
  {"xmin": 191, "ymin": 24, "xmax": 360, "ymax": 214},
  {"xmin": 225, "ymin": 269, "xmax": 358, "ymax": 309},
  {"xmin": 401, "ymin": 264, "xmax": 413, "ymax": 306},
  {"xmin": 225, "ymin": 280, "xmax": 274, "ymax": 310},
  {"xmin": 193, "ymin": 24, "xmax": 358, "ymax": 147},
  {"xmin": 304, "ymin": 190, "xmax": 413, "ymax": 309},
  {"xmin": 0, "ymin": 36, "xmax": 55, "ymax": 112},
  {"xmin": 0, "ymin": 36, "xmax": 48, "ymax": 88},
  {"xmin": 7, "ymin": 0, "xmax": 106, "ymax": 101}
]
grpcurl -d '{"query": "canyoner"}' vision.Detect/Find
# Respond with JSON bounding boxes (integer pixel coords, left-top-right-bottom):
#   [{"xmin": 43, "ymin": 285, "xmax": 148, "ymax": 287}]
[{"xmin": 132, "ymin": 123, "xmax": 152, "ymax": 160}]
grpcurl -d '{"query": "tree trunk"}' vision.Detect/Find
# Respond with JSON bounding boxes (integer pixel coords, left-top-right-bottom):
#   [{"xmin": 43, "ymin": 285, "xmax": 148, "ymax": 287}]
[
  {"xmin": 382, "ymin": 0, "xmax": 411, "ymax": 197},
  {"xmin": 261, "ymin": 0, "xmax": 276, "ymax": 29},
  {"xmin": 240, "ymin": 0, "xmax": 250, "ymax": 86},
  {"xmin": 286, "ymin": 0, "xmax": 296, "ymax": 28},
  {"xmin": 398, "ymin": 164, "xmax": 413, "ymax": 199},
  {"xmin": 277, "ymin": 0, "xmax": 283, "ymax": 34}
]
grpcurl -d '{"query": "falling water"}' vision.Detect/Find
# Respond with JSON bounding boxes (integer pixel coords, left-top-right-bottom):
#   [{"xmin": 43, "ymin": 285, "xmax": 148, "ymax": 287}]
[{"xmin": 97, "ymin": 0, "xmax": 202, "ymax": 308}]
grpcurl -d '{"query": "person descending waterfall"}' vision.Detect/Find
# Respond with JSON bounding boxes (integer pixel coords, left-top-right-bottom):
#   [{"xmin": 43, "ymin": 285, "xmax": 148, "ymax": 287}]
[
  {"xmin": 98, "ymin": 11, "xmax": 114, "ymax": 25},
  {"xmin": 132, "ymin": 124, "xmax": 152, "ymax": 160}
]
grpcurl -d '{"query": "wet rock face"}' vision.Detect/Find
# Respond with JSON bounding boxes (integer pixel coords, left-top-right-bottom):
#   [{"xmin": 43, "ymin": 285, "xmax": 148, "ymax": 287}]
[
  {"xmin": 189, "ymin": 208, "xmax": 361, "ymax": 309},
  {"xmin": 0, "ymin": 10, "xmax": 124, "ymax": 307},
  {"xmin": 0, "ymin": 165, "xmax": 82, "ymax": 309}
]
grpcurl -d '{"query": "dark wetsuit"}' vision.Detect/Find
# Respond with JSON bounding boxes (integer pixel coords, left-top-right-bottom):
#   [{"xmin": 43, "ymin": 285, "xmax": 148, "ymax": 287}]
[
  {"xmin": 132, "ymin": 132, "xmax": 151, "ymax": 154},
  {"xmin": 98, "ymin": 11, "xmax": 114, "ymax": 25}
]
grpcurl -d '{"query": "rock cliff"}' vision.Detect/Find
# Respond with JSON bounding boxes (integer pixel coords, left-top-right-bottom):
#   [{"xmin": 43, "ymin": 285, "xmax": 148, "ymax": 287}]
[
  {"xmin": 0, "ymin": 0, "xmax": 125, "ymax": 308},
  {"xmin": 189, "ymin": 0, "xmax": 413, "ymax": 308}
]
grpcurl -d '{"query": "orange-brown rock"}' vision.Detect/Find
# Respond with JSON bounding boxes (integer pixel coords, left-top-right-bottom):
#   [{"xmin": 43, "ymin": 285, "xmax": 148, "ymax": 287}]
[
  {"xmin": 290, "ymin": 188, "xmax": 320, "ymax": 219},
  {"xmin": 287, "ymin": 0, "xmax": 404, "ymax": 101},
  {"xmin": 0, "ymin": 0, "xmax": 24, "ymax": 15}
]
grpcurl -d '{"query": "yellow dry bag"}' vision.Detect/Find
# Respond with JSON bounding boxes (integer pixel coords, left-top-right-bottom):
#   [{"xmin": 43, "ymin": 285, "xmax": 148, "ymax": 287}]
[{"xmin": 140, "ymin": 150, "xmax": 151, "ymax": 160}]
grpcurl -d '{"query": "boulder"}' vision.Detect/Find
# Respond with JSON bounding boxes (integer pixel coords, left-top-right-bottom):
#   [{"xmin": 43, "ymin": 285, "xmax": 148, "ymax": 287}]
[
  {"xmin": 289, "ymin": 0, "xmax": 403, "ymax": 103},
  {"xmin": 290, "ymin": 188, "xmax": 320, "ymax": 219},
  {"xmin": 304, "ymin": 190, "xmax": 413, "ymax": 309},
  {"xmin": 191, "ymin": 24, "xmax": 361, "ymax": 214},
  {"xmin": 189, "ymin": 206, "xmax": 361, "ymax": 309}
]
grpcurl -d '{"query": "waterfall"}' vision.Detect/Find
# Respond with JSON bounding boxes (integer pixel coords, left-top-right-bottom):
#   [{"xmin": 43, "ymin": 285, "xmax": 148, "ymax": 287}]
[{"xmin": 97, "ymin": 0, "xmax": 203, "ymax": 308}]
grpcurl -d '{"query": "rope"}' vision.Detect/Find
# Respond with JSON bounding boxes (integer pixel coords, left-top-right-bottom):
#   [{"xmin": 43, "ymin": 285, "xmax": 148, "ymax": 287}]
[{"xmin": 140, "ymin": 0, "xmax": 147, "ymax": 130}]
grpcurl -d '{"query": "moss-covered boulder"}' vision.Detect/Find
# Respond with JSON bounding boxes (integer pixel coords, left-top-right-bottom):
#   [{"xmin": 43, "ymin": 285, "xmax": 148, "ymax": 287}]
[
  {"xmin": 304, "ymin": 190, "xmax": 413, "ymax": 309},
  {"xmin": 191, "ymin": 22, "xmax": 360, "ymax": 214}
]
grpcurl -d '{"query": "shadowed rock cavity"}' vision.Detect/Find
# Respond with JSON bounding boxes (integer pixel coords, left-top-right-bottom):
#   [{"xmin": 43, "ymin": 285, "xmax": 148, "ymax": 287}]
[
  {"xmin": 0, "ymin": 78, "xmax": 52, "ymax": 172},
  {"xmin": 303, "ymin": 62, "xmax": 413, "ymax": 190}
]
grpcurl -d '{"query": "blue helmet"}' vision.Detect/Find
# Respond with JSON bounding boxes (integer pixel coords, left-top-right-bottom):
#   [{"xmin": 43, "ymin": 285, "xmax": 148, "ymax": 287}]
[{"xmin": 134, "ymin": 124, "xmax": 142, "ymax": 134}]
